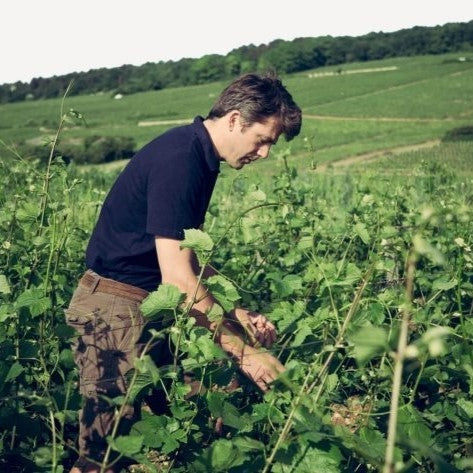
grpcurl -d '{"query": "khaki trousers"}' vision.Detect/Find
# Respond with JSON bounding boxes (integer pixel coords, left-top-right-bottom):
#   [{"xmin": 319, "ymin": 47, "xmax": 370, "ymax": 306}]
[{"xmin": 65, "ymin": 270, "xmax": 171, "ymax": 468}]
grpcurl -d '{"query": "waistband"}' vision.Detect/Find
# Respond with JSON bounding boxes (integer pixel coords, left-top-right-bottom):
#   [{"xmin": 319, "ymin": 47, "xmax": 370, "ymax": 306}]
[{"xmin": 79, "ymin": 270, "xmax": 149, "ymax": 303}]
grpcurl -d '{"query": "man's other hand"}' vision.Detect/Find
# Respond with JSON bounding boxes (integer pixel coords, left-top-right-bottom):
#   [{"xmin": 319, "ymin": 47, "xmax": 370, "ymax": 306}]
[
  {"xmin": 237, "ymin": 346, "xmax": 285, "ymax": 392},
  {"xmin": 233, "ymin": 308, "xmax": 277, "ymax": 348}
]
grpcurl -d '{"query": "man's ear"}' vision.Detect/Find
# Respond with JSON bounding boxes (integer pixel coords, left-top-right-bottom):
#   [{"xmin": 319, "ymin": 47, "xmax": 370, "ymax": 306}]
[{"xmin": 228, "ymin": 110, "xmax": 241, "ymax": 132}]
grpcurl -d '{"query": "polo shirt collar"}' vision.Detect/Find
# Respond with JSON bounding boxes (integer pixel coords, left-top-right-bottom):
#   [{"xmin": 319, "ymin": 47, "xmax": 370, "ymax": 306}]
[{"xmin": 193, "ymin": 116, "xmax": 220, "ymax": 173}]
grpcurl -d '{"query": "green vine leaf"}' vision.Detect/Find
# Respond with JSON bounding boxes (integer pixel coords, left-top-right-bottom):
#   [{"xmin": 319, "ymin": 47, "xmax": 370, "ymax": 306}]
[
  {"xmin": 181, "ymin": 228, "xmax": 214, "ymax": 252},
  {"xmin": 140, "ymin": 283, "xmax": 184, "ymax": 318}
]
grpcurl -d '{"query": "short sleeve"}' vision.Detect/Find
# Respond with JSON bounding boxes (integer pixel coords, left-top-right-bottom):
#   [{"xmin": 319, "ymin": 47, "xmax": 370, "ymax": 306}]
[{"xmin": 145, "ymin": 148, "xmax": 205, "ymax": 240}]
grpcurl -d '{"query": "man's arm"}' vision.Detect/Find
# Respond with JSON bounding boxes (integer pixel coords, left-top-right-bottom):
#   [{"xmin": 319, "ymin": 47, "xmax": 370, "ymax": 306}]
[{"xmin": 155, "ymin": 236, "xmax": 285, "ymax": 391}]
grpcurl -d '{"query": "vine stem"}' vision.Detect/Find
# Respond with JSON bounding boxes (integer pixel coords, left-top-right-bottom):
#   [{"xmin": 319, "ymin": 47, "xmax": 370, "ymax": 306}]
[
  {"xmin": 261, "ymin": 372, "xmax": 314, "ymax": 473},
  {"xmin": 307, "ymin": 264, "xmax": 373, "ymax": 395},
  {"xmin": 38, "ymin": 80, "xmax": 74, "ymax": 235},
  {"xmin": 383, "ymin": 251, "xmax": 416, "ymax": 473},
  {"xmin": 50, "ymin": 410, "xmax": 58, "ymax": 472},
  {"xmin": 99, "ymin": 331, "xmax": 162, "ymax": 473}
]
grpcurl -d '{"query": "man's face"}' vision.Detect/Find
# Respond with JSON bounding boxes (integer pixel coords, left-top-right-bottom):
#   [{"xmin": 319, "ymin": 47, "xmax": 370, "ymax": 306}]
[{"xmin": 224, "ymin": 115, "xmax": 280, "ymax": 170}]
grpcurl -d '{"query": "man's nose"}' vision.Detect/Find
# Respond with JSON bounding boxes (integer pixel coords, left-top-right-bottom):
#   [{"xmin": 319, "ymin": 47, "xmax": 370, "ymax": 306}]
[{"xmin": 257, "ymin": 144, "xmax": 271, "ymax": 159}]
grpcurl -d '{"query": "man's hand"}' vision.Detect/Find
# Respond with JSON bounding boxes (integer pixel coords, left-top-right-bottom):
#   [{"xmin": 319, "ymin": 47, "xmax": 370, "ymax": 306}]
[
  {"xmin": 237, "ymin": 346, "xmax": 285, "ymax": 392},
  {"xmin": 233, "ymin": 308, "xmax": 277, "ymax": 348}
]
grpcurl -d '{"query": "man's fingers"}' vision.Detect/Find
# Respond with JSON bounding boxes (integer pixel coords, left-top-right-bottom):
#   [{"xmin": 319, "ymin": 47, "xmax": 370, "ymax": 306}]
[
  {"xmin": 238, "ymin": 311, "xmax": 279, "ymax": 348},
  {"xmin": 262, "ymin": 332, "xmax": 272, "ymax": 348},
  {"xmin": 265, "ymin": 328, "xmax": 278, "ymax": 347},
  {"xmin": 252, "ymin": 326, "xmax": 276, "ymax": 347},
  {"xmin": 257, "ymin": 368, "xmax": 283, "ymax": 391},
  {"xmin": 236, "ymin": 336, "xmax": 286, "ymax": 391},
  {"xmin": 255, "ymin": 372, "xmax": 274, "ymax": 392},
  {"xmin": 262, "ymin": 373, "xmax": 276, "ymax": 385},
  {"xmin": 256, "ymin": 380, "xmax": 269, "ymax": 392},
  {"xmin": 264, "ymin": 326, "xmax": 277, "ymax": 346},
  {"xmin": 249, "ymin": 314, "xmax": 278, "ymax": 347},
  {"xmin": 264, "ymin": 319, "xmax": 276, "ymax": 330}
]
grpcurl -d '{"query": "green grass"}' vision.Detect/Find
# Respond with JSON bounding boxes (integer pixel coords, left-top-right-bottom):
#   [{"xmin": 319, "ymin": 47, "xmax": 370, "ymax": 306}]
[{"xmin": 310, "ymin": 66, "xmax": 473, "ymax": 119}]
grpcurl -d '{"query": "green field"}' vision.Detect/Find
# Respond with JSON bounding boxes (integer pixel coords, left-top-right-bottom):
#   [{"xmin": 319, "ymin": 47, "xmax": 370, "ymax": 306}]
[{"xmin": 1, "ymin": 53, "xmax": 473, "ymax": 473}]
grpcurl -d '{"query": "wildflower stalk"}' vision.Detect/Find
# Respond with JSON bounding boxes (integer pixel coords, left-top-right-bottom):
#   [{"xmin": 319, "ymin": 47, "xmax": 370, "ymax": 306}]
[{"xmin": 383, "ymin": 250, "xmax": 416, "ymax": 473}]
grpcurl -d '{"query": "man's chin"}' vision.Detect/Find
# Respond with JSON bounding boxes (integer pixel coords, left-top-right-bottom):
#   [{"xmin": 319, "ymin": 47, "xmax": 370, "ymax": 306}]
[
  {"xmin": 230, "ymin": 161, "xmax": 245, "ymax": 170},
  {"xmin": 237, "ymin": 158, "xmax": 252, "ymax": 168}
]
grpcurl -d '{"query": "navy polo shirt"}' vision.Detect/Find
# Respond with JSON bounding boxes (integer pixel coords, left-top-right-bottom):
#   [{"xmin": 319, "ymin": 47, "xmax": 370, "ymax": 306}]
[{"xmin": 85, "ymin": 116, "xmax": 220, "ymax": 291}]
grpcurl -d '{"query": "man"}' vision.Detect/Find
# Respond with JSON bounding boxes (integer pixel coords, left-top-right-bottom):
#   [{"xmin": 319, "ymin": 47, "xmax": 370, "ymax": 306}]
[{"xmin": 66, "ymin": 72, "xmax": 302, "ymax": 472}]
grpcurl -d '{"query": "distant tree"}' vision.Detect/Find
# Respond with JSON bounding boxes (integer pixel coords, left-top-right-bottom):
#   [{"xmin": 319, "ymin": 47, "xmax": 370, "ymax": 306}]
[
  {"xmin": 225, "ymin": 54, "xmax": 241, "ymax": 77},
  {"xmin": 323, "ymin": 37, "xmax": 350, "ymax": 65},
  {"xmin": 258, "ymin": 39, "xmax": 320, "ymax": 73},
  {"xmin": 366, "ymin": 33, "xmax": 395, "ymax": 60},
  {"xmin": 189, "ymin": 54, "xmax": 226, "ymax": 84},
  {"xmin": 230, "ymin": 43, "xmax": 267, "ymax": 73}
]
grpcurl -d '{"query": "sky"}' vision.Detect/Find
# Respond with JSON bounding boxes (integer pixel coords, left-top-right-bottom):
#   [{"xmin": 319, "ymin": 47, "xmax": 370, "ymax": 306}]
[{"xmin": 3, "ymin": 0, "xmax": 472, "ymax": 84}]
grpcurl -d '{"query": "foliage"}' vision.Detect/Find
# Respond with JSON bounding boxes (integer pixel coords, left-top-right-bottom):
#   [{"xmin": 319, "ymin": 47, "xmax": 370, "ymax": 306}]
[
  {"xmin": 1, "ymin": 127, "xmax": 472, "ymax": 471},
  {"xmin": 442, "ymin": 126, "xmax": 473, "ymax": 142},
  {"xmin": 1, "ymin": 52, "xmax": 473, "ymax": 168},
  {"xmin": 18, "ymin": 135, "xmax": 136, "ymax": 165}
]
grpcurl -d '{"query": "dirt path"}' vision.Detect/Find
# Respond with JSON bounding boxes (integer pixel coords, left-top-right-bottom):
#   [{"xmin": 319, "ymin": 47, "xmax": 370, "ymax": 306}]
[
  {"xmin": 138, "ymin": 118, "xmax": 192, "ymax": 127},
  {"xmin": 307, "ymin": 66, "xmax": 398, "ymax": 78},
  {"xmin": 316, "ymin": 140, "xmax": 441, "ymax": 171},
  {"xmin": 303, "ymin": 114, "xmax": 453, "ymax": 123}
]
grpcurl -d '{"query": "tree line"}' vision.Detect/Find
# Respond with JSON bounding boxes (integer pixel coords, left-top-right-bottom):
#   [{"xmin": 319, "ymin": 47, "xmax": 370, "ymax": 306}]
[{"xmin": 2, "ymin": 20, "xmax": 472, "ymax": 103}]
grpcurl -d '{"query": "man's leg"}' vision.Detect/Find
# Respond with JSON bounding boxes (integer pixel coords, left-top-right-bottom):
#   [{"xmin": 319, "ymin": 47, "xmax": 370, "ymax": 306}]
[{"xmin": 65, "ymin": 272, "xmax": 147, "ymax": 472}]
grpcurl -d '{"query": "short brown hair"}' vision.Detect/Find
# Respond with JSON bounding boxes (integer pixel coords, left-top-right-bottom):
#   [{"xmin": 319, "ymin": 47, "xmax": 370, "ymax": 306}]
[{"xmin": 207, "ymin": 72, "xmax": 302, "ymax": 141}]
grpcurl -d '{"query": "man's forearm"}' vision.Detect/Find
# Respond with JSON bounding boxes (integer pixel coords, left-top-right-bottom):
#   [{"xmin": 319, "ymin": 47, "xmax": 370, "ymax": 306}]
[
  {"xmin": 164, "ymin": 269, "xmax": 284, "ymax": 392},
  {"xmin": 162, "ymin": 267, "xmax": 254, "ymax": 359},
  {"xmin": 186, "ymin": 290, "xmax": 257, "ymax": 358}
]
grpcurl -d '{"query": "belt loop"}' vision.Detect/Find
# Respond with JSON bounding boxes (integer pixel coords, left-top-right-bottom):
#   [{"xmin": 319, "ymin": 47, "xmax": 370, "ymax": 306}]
[
  {"xmin": 86, "ymin": 270, "xmax": 100, "ymax": 295},
  {"xmin": 90, "ymin": 278, "xmax": 100, "ymax": 294}
]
